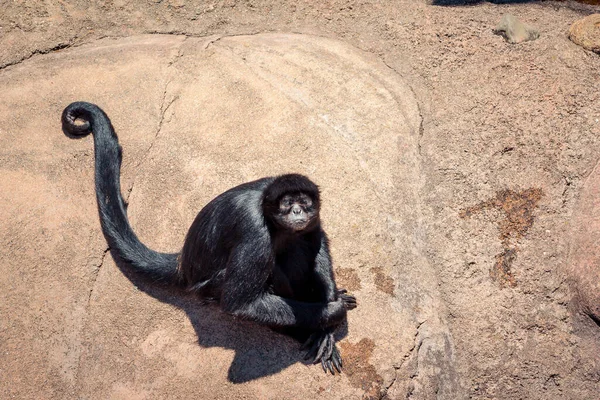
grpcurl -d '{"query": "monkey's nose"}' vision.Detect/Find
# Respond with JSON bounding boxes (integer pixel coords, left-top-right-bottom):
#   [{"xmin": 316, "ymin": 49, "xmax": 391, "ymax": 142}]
[{"xmin": 292, "ymin": 206, "xmax": 302, "ymax": 215}]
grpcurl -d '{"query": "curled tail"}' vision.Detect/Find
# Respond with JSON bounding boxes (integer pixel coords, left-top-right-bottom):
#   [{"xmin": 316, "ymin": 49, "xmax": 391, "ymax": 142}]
[{"xmin": 62, "ymin": 101, "xmax": 179, "ymax": 283}]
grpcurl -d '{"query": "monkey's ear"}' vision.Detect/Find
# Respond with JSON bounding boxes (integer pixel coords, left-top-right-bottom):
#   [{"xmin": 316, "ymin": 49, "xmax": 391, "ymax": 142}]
[{"xmin": 263, "ymin": 174, "xmax": 320, "ymax": 205}]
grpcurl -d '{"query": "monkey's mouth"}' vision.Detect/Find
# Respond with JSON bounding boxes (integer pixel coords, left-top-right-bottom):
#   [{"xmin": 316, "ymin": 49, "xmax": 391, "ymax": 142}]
[{"xmin": 289, "ymin": 217, "xmax": 311, "ymax": 231}]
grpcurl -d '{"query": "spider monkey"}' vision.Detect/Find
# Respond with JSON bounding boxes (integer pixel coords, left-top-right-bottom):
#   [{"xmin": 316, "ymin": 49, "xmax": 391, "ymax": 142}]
[{"xmin": 61, "ymin": 101, "xmax": 357, "ymax": 374}]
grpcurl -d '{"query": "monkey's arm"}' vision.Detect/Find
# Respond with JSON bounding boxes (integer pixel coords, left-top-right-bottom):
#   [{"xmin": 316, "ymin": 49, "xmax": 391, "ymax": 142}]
[
  {"xmin": 304, "ymin": 231, "xmax": 357, "ymax": 374},
  {"xmin": 220, "ymin": 237, "xmax": 347, "ymax": 330},
  {"xmin": 225, "ymin": 293, "xmax": 346, "ymax": 329},
  {"xmin": 313, "ymin": 231, "xmax": 337, "ymax": 302},
  {"xmin": 312, "ymin": 231, "xmax": 357, "ymax": 307}
]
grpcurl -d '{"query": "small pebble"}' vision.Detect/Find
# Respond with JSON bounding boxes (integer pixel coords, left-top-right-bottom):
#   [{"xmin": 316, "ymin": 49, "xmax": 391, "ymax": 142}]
[{"xmin": 494, "ymin": 14, "xmax": 540, "ymax": 44}]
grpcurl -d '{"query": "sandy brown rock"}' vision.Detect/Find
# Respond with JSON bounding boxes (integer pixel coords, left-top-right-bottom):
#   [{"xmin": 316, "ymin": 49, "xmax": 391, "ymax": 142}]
[
  {"xmin": 494, "ymin": 14, "xmax": 540, "ymax": 44},
  {"xmin": 569, "ymin": 14, "xmax": 600, "ymax": 54},
  {"xmin": 568, "ymin": 161, "xmax": 600, "ymax": 321},
  {"xmin": 0, "ymin": 33, "xmax": 461, "ymax": 399},
  {"xmin": 2, "ymin": 1, "xmax": 600, "ymax": 399}
]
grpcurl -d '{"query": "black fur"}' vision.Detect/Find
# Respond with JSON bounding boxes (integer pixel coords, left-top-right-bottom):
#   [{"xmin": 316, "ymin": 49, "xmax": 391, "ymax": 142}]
[
  {"xmin": 62, "ymin": 101, "xmax": 356, "ymax": 374},
  {"xmin": 263, "ymin": 174, "xmax": 320, "ymax": 206},
  {"xmin": 61, "ymin": 102, "xmax": 179, "ymax": 282}
]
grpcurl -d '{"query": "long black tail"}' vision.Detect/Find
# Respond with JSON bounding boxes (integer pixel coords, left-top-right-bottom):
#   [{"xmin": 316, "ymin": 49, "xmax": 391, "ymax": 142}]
[{"xmin": 62, "ymin": 101, "xmax": 179, "ymax": 283}]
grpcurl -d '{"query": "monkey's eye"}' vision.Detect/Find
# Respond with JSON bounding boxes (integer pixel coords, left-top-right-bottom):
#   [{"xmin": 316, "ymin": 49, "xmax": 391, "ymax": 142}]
[{"xmin": 300, "ymin": 199, "xmax": 313, "ymax": 209}]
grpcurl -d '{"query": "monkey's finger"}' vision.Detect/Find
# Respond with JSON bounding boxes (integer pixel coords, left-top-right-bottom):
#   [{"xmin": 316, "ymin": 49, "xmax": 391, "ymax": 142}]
[
  {"xmin": 327, "ymin": 340, "xmax": 338, "ymax": 375},
  {"xmin": 313, "ymin": 336, "xmax": 328, "ymax": 364},
  {"xmin": 342, "ymin": 293, "xmax": 357, "ymax": 302},
  {"xmin": 332, "ymin": 351, "xmax": 342, "ymax": 373},
  {"xmin": 332, "ymin": 345, "xmax": 341, "ymax": 366},
  {"xmin": 327, "ymin": 360, "xmax": 335, "ymax": 375},
  {"xmin": 307, "ymin": 333, "xmax": 326, "ymax": 362},
  {"xmin": 343, "ymin": 298, "xmax": 357, "ymax": 306},
  {"xmin": 337, "ymin": 289, "xmax": 348, "ymax": 294},
  {"xmin": 325, "ymin": 334, "xmax": 334, "ymax": 361},
  {"xmin": 343, "ymin": 295, "xmax": 358, "ymax": 309},
  {"xmin": 321, "ymin": 357, "xmax": 327, "ymax": 373}
]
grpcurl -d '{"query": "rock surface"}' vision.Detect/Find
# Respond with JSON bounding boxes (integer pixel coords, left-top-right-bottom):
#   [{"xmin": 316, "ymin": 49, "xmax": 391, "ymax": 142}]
[
  {"xmin": 2, "ymin": 1, "xmax": 600, "ymax": 399},
  {"xmin": 568, "ymin": 161, "xmax": 600, "ymax": 321},
  {"xmin": 494, "ymin": 14, "xmax": 540, "ymax": 44},
  {"xmin": 0, "ymin": 34, "xmax": 461, "ymax": 399},
  {"xmin": 569, "ymin": 13, "xmax": 600, "ymax": 53}
]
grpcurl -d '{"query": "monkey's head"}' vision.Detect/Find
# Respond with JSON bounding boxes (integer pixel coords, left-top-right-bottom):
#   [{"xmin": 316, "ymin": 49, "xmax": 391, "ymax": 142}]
[
  {"xmin": 272, "ymin": 191, "xmax": 319, "ymax": 232},
  {"xmin": 263, "ymin": 174, "xmax": 321, "ymax": 233}
]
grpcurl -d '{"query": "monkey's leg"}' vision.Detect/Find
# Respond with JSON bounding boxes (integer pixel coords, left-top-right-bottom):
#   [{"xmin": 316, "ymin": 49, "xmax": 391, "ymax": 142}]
[
  {"xmin": 220, "ymin": 241, "xmax": 347, "ymax": 330},
  {"xmin": 223, "ymin": 293, "xmax": 346, "ymax": 330}
]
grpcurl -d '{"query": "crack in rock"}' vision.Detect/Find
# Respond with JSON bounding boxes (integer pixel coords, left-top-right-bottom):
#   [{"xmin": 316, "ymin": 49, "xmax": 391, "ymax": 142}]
[
  {"xmin": 381, "ymin": 58, "xmax": 425, "ymax": 157},
  {"xmin": 379, "ymin": 370, "xmax": 399, "ymax": 400},
  {"xmin": 409, "ymin": 321, "xmax": 428, "ymax": 380},
  {"xmin": 126, "ymin": 37, "xmax": 186, "ymax": 201},
  {"xmin": 202, "ymin": 31, "xmax": 264, "ymax": 49},
  {"xmin": 0, "ymin": 32, "xmax": 272, "ymax": 71},
  {"xmin": 75, "ymin": 246, "xmax": 110, "ymax": 389},
  {"xmin": 86, "ymin": 247, "xmax": 110, "ymax": 309},
  {"xmin": 0, "ymin": 41, "xmax": 75, "ymax": 70}
]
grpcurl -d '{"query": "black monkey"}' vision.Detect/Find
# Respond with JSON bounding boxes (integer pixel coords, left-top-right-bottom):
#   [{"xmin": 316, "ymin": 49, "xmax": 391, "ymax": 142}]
[{"xmin": 61, "ymin": 101, "xmax": 357, "ymax": 374}]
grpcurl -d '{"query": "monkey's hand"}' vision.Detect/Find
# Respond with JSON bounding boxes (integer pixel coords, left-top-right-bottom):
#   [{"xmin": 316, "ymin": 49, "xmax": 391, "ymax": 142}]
[
  {"xmin": 337, "ymin": 288, "xmax": 357, "ymax": 310},
  {"xmin": 302, "ymin": 330, "xmax": 342, "ymax": 374}
]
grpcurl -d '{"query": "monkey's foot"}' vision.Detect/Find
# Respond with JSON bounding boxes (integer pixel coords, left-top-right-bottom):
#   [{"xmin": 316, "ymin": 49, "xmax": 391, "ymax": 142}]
[{"xmin": 301, "ymin": 330, "xmax": 342, "ymax": 374}]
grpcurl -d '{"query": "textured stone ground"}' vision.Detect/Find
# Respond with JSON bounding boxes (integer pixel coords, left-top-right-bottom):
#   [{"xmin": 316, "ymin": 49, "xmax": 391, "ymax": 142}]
[{"xmin": 1, "ymin": 1, "xmax": 599, "ymax": 399}]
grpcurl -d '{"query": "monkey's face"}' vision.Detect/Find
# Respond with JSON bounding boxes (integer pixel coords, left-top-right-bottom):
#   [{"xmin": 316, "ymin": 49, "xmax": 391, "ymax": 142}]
[{"xmin": 274, "ymin": 192, "xmax": 319, "ymax": 232}]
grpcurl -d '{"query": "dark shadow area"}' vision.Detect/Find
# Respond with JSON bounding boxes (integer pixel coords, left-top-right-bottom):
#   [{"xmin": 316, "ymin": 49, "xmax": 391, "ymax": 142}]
[{"xmin": 113, "ymin": 255, "xmax": 348, "ymax": 383}]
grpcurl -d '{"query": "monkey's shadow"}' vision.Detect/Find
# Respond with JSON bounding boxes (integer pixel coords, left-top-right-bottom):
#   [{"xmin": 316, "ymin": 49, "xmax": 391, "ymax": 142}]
[{"xmin": 114, "ymin": 257, "xmax": 348, "ymax": 383}]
